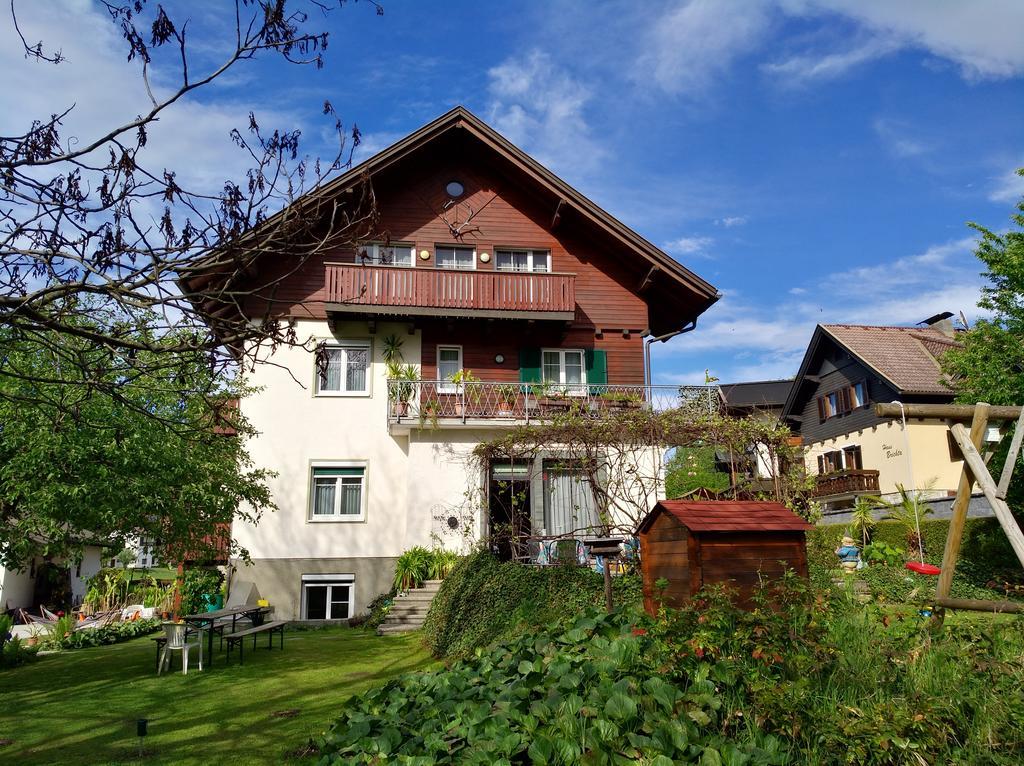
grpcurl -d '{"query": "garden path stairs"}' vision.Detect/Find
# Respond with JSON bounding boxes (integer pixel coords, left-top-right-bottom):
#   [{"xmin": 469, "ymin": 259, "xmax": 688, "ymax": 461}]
[{"xmin": 377, "ymin": 580, "xmax": 442, "ymax": 635}]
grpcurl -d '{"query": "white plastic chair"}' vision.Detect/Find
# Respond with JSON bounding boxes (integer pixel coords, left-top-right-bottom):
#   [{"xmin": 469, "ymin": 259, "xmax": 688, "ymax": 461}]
[{"xmin": 158, "ymin": 622, "xmax": 203, "ymax": 675}]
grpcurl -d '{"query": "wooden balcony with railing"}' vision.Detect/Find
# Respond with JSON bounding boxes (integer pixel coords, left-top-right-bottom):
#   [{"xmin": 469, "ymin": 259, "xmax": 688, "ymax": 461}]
[
  {"xmin": 813, "ymin": 469, "xmax": 880, "ymax": 498},
  {"xmin": 324, "ymin": 263, "xmax": 577, "ymax": 320}
]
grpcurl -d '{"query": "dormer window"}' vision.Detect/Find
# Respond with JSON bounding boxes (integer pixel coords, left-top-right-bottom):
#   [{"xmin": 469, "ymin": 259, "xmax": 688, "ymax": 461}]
[{"xmin": 357, "ymin": 243, "xmax": 413, "ymax": 267}]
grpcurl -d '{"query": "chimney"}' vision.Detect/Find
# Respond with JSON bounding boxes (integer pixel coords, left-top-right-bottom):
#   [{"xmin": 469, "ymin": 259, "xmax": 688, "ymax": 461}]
[{"xmin": 920, "ymin": 311, "xmax": 955, "ymax": 338}]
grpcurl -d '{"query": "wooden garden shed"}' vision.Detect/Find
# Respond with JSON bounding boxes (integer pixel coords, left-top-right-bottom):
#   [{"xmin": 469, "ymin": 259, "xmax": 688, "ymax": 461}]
[{"xmin": 638, "ymin": 500, "xmax": 812, "ymax": 614}]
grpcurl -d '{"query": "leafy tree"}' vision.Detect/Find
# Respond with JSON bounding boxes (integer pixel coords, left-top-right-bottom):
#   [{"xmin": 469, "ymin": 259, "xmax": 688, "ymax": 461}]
[
  {"xmin": 943, "ymin": 174, "xmax": 1024, "ymax": 505},
  {"xmin": 943, "ymin": 173, "xmax": 1024, "ymax": 406},
  {"xmin": 0, "ymin": 320, "xmax": 274, "ymax": 569}
]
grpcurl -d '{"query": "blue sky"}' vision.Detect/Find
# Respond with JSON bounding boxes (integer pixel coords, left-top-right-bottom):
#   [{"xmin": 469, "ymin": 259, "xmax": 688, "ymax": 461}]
[{"xmin": 4, "ymin": 1, "xmax": 1023, "ymax": 386}]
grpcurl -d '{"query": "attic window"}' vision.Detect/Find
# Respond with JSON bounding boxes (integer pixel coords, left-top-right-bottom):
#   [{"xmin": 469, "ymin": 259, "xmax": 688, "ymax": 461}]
[
  {"xmin": 445, "ymin": 181, "xmax": 464, "ymax": 198},
  {"xmin": 816, "ymin": 381, "xmax": 867, "ymax": 422}
]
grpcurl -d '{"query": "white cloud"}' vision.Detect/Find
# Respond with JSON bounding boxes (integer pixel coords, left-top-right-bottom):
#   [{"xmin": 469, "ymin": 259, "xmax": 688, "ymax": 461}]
[
  {"xmin": 634, "ymin": 0, "xmax": 772, "ymax": 95},
  {"xmin": 486, "ymin": 50, "xmax": 606, "ymax": 178},
  {"xmin": 778, "ymin": 0, "xmax": 1024, "ymax": 81},
  {"xmin": 764, "ymin": 36, "xmax": 899, "ymax": 87},
  {"xmin": 715, "ymin": 216, "xmax": 748, "ymax": 228},
  {"xmin": 663, "ymin": 236, "xmax": 714, "ymax": 257},
  {"xmin": 654, "ymin": 235, "xmax": 987, "ymax": 384},
  {"xmin": 872, "ymin": 117, "xmax": 932, "ymax": 158},
  {"xmin": 989, "ymin": 167, "xmax": 1024, "ymax": 203}
]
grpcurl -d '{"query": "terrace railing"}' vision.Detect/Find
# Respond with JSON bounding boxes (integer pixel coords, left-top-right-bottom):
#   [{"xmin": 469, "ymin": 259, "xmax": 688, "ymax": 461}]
[
  {"xmin": 813, "ymin": 469, "xmax": 880, "ymax": 498},
  {"xmin": 325, "ymin": 263, "xmax": 576, "ymax": 316},
  {"xmin": 386, "ymin": 380, "xmax": 721, "ymax": 426}
]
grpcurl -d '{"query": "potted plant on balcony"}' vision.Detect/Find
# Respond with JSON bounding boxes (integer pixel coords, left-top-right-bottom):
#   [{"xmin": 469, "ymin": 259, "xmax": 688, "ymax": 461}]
[
  {"xmin": 387, "ymin": 361, "xmax": 419, "ymax": 417},
  {"xmin": 450, "ymin": 369, "xmax": 481, "ymax": 416},
  {"xmin": 598, "ymin": 390, "xmax": 643, "ymax": 413},
  {"xmin": 496, "ymin": 384, "xmax": 520, "ymax": 416}
]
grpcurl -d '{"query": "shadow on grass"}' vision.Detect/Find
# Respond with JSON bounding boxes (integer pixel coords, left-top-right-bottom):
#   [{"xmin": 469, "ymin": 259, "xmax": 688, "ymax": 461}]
[{"xmin": 0, "ymin": 628, "xmax": 437, "ymax": 766}]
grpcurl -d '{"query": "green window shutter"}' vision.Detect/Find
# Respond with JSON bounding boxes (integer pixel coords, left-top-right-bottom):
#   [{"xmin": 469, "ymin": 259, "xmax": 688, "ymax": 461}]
[
  {"xmin": 585, "ymin": 349, "xmax": 607, "ymax": 389},
  {"xmin": 519, "ymin": 348, "xmax": 541, "ymax": 383}
]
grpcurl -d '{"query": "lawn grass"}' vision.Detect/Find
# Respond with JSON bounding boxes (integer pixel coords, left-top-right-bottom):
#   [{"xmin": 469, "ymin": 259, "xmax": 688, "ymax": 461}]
[{"xmin": 0, "ymin": 626, "xmax": 437, "ymax": 765}]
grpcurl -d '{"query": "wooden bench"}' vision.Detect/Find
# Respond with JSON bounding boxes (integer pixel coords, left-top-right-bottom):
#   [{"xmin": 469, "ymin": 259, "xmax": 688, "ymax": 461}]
[{"xmin": 224, "ymin": 620, "xmax": 285, "ymax": 665}]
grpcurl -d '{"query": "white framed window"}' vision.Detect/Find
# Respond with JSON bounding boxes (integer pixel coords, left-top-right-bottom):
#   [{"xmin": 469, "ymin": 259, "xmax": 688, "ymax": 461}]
[
  {"xmin": 309, "ymin": 464, "xmax": 366, "ymax": 522},
  {"xmin": 301, "ymin": 573, "xmax": 354, "ymax": 620},
  {"xmin": 317, "ymin": 342, "xmax": 370, "ymax": 396},
  {"xmin": 357, "ymin": 242, "xmax": 414, "ymax": 267},
  {"xmin": 435, "ymin": 246, "xmax": 475, "ymax": 270},
  {"xmin": 437, "ymin": 345, "xmax": 463, "ymax": 394},
  {"xmin": 542, "ymin": 348, "xmax": 586, "ymax": 394},
  {"xmin": 495, "ymin": 249, "xmax": 550, "ymax": 273}
]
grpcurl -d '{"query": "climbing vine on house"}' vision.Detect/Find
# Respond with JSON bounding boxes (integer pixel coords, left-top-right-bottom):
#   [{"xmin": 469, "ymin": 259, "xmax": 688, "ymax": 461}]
[{"xmin": 472, "ymin": 406, "xmax": 814, "ymax": 542}]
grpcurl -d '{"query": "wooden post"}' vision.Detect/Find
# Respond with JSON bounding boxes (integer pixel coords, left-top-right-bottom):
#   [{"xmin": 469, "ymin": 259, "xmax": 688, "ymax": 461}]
[
  {"xmin": 935, "ymin": 596, "xmax": 1024, "ymax": 614},
  {"xmin": 996, "ymin": 408, "xmax": 1024, "ymax": 499},
  {"xmin": 934, "ymin": 404, "xmax": 990, "ymax": 605},
  {"xmin": 950, "ymin": 422, "xmax": 1024, "ymax": 568},
  {"xmin": 604, "ymin": 565, "xmax": 613, "ymax": 612}
]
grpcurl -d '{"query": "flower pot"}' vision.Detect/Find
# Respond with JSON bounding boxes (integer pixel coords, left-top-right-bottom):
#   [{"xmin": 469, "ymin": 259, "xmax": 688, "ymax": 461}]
[{"xmin": 393, "ymin": 401, "xmax": 410, "ymax": 417}]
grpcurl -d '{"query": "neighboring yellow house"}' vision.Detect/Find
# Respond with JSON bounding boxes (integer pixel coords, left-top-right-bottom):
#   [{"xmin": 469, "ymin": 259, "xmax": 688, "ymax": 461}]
[{"xmin": 781, "ymin": 315, "xmax": 964, "ymax": 509}]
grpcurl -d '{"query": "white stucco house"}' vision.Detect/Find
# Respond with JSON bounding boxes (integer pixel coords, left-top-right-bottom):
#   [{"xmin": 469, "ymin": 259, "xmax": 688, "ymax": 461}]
[{"xmin": 213, "ymin": 108, "xmax": 720, "ymax": 620}]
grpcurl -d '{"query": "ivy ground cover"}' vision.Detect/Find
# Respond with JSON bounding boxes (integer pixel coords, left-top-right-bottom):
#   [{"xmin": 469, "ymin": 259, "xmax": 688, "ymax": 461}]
[{"xmin": 320, "ymin": 578, "xmax": 1024, "ymax": 765}]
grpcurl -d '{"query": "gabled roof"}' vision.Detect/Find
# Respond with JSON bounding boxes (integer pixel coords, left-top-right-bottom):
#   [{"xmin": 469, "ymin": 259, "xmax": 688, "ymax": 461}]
[
  {"xmin": 323, "ymin": 107, "xmax": 719, "ymax": 309},
  {"xmin": 719, "ymin": 379, "xmax": 794, "ymax": 409},
  {"xmin": 641, "ymin": 501, "xmax": 813, "ymax": 533},
  {"xmin": 821, "ymin": 325, "xmax": 956, "ymax": 395},
  {"xmin": 781, "ymin": 322, "xmax": 958, "ymax": 421}
]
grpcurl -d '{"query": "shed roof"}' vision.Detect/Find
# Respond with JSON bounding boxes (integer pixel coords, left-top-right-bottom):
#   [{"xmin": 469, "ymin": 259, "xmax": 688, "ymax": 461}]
[{"xmin": 643, "ymin": 500, "xmax": 813, "ymax": 533}]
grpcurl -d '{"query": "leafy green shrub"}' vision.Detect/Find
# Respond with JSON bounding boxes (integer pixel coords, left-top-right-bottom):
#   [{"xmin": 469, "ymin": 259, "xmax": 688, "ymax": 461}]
[
  {"xmin": 422, "ymin": 548, "xmax": 642, "ymax": 659},
  {"xmin": 46, "ymin": 618, "xmax": 162, "ymax": 650},
  {"xmin": 0, "ymin": 614, "xmax": 37, "ymax": 669},
  {"xmin": 179, "ymin": 568, "xmax": 223, "ymax": 616},
  {"xmin": 862, "ymin": 541, "xmax": 905, "ymax": 567},
  {"xmin": 393, "ymin": 547, "xmax": 432, "ymax": 590},
  {"xmin": 321, "ymin": 577, "xmax": 1024, "ymax": 764},
  {"xmin": 361, "ymin": 589, "xmax": 396, "ymax": 631},
  {"xmin": 394, "ymin": 547, "xmax": 461, "ymax": 590},
  {"xmin": 808, "ymin": 516, "xmax": 1023, "ymax": 595}
]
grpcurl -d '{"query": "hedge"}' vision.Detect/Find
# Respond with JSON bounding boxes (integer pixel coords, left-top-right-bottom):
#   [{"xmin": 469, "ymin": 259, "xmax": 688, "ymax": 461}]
[
  {"xmin": 421, "ymin": 549, "xmax": 642, "ymax": 659},
  {"xmin": 808, "ymin": 516, "xmax": 1024, "ymax": 602}
]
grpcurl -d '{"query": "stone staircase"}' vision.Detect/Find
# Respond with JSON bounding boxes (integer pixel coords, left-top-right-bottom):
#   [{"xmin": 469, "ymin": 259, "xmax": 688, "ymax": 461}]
[{"xmin": 376, "ymin": 579, "xmax": 443, "ymax": 635}]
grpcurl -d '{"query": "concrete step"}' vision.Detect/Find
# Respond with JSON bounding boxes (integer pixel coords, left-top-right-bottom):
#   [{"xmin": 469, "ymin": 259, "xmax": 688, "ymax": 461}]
[
  {"xmin": 377, "ymin": 624, "xmax": 422, "ymax": 635},
  {"xmin": 382, "ymin": 614, "xmax": 425, "ymax": 626},
  {"xmin": 398, "ymin": 592, "xmax": 440, "ymax": 602},
  {"xmin": 389, "ymin": 602, "xmax": 431, "ymax": 613}
]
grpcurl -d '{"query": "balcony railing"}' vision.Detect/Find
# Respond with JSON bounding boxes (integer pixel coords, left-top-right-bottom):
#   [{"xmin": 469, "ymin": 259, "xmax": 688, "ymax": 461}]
[
  {"xmin": 813, "ymin": 469, "xmax": 880, "ymax": 498},
  {"xmin": 325, "ymin": 263, "xmax": 576, "ymax": 317},
  {"xmin": 386, "ymin": 381, "xmax": 720, "ymax": 426}
]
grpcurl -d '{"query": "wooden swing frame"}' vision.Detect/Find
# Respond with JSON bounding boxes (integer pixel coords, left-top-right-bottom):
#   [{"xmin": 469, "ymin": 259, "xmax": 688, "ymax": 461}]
[{"xmin": 874, "ymin": 402, "xmax": 1024, "ymax": 622}]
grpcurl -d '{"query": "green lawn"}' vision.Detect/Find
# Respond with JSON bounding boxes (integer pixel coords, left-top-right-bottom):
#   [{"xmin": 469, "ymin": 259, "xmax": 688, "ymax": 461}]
[{"xmin": 0, "ymin": 627, "xmax": 436, "ymax": 765}]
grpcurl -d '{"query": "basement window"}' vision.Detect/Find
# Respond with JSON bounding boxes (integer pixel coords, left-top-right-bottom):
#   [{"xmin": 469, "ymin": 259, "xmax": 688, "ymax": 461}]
[{"xmin": 301, "ymin": 574, "xmax": 354, "ymax": 620}]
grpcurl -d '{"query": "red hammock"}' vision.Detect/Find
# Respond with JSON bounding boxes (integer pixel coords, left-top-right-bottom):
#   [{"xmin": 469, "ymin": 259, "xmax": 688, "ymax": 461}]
[{"xmin": 906, "ymin": 561, "xmax": 941, "ymax": 576}]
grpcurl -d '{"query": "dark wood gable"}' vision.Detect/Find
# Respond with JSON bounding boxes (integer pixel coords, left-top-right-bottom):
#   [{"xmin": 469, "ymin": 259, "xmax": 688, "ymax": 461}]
[{"xmin": 784, "ymin": 328, "xmax": 897, "ymax": 443}]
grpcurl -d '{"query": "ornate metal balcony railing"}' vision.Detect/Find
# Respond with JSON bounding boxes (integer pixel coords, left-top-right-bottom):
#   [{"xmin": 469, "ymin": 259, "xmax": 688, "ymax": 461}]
[
  {"xmin": 813, "ymin": 469, "xmax": 880, "ymax": 498},
  {"xmin": 325, "ymin": 263, "xmax": 576, "ymax": 317},
  {"xmin": 386, "ymin": 380, "xmax": 721, "ymax": 425}
]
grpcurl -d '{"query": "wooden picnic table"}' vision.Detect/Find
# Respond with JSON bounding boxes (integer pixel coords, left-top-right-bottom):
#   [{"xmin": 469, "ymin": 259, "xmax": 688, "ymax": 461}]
[{"xmin": 181, "ymin": 605, "xmax": 272, "ymax": 664}]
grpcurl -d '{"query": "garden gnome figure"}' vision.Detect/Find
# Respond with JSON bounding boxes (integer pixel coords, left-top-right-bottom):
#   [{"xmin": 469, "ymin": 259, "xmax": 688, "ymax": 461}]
[{"xmin": 835, "ymin": 536, "xmax": 861, "ymax": 573}]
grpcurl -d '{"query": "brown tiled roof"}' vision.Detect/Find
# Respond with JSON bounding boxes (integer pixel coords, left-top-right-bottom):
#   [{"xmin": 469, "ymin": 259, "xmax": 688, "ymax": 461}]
[
  {"xmin": 645, "ymin": 501, "xmax": 813, "ymax": 533},
  {"xmin": 821, "ymin": 325, "xmax": 958, "ymax": 395}
]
